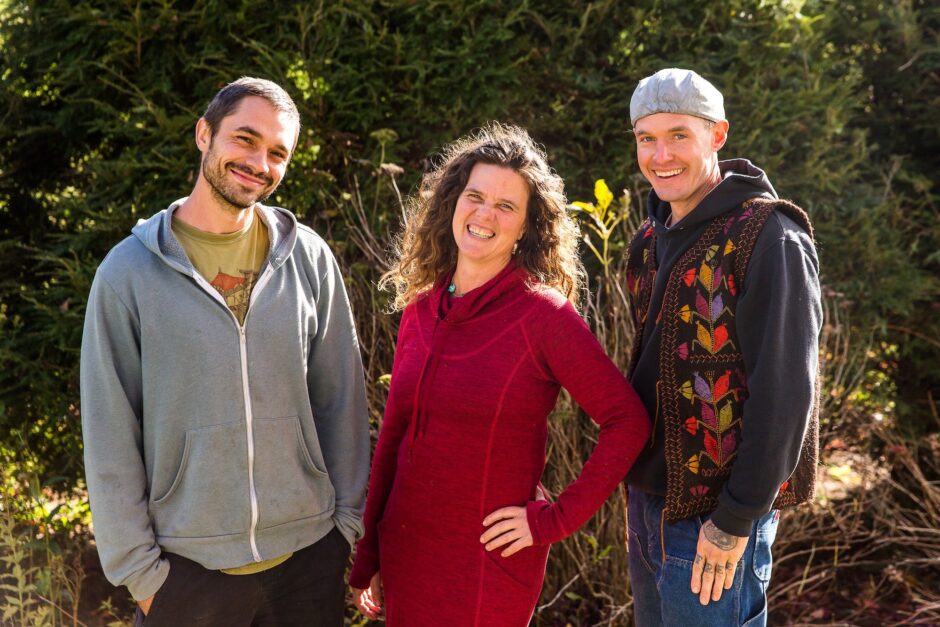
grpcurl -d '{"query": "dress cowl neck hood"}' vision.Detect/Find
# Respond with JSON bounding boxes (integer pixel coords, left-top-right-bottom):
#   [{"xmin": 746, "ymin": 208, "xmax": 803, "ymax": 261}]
[{"xmin": 432, "ymin": 260, "xmax": 530, "ymax": 323}]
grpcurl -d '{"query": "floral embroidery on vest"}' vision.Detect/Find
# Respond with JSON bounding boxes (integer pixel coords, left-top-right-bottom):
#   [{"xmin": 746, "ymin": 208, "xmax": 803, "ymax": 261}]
[{"xmin": 627, "ymin": 198, "xmax": 819, "ymax": 522}]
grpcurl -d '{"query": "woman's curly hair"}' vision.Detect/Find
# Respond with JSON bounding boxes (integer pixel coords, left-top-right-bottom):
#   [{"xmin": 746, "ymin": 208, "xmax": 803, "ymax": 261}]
[{"xmin": 381, "ymin": 122, "xmax": 584, "ymax": 311}]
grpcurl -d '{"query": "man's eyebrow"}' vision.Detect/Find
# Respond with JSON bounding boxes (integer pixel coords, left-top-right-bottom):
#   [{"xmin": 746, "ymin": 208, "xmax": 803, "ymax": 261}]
[
  {"xmin": 234, "ymin": 125, "xmax": 261, "ymax": 138},
  {"xmin": 234, "ymin": 125, "xmax": 290, "ymax": 154}
]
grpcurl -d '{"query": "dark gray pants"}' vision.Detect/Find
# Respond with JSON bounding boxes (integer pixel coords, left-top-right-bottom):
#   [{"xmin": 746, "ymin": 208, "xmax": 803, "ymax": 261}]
[{"xmin": 135, "ymin": 527, "xmax": 350, "ymax": 627}]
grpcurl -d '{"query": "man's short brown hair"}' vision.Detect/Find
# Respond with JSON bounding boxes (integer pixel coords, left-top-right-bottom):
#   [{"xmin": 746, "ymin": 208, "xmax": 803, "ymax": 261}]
[{"xmin": 202, "ymin": 77, "xmax": 300, "ymax": 146}]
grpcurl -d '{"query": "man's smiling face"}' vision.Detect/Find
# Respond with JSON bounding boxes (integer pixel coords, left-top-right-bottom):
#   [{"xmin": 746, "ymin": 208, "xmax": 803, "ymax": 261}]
[
  {"xmin": 197, "ymin": 96, "xmax": 297, "ymax": 211},
  {"xmin": 633, "ymin": 112, "xmax": 728, "ymax": 219}
]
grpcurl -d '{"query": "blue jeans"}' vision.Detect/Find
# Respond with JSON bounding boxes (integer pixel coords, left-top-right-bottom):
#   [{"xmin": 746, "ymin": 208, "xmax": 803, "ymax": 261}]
[{"xmin": 627, "ymin": 489, "xmax": 779, "ymax": 627}]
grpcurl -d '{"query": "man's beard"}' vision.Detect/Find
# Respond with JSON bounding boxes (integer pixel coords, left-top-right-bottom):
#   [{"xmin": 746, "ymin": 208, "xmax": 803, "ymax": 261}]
[{"xmin": 201, "ymin": 148, "xmax": 277, "ymax": 212}]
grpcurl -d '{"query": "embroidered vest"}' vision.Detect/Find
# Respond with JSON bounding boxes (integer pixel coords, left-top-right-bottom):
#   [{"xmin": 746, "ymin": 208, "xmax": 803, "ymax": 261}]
[{"xmin": 626, "ymin": 197, "xmax": 819, "ymax": 522}]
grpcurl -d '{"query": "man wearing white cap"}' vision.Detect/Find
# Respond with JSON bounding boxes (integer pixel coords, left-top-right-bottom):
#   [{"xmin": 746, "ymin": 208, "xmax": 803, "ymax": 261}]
[{"xmin": 622, "ymin": 68, "xmax": 822, "ymax": 626}]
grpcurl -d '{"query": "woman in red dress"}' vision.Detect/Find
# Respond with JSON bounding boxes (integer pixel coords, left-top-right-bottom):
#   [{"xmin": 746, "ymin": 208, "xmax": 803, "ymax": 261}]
[{"xmin": 348, "ymin": 123, "xmax": 650, "ymax": 626}]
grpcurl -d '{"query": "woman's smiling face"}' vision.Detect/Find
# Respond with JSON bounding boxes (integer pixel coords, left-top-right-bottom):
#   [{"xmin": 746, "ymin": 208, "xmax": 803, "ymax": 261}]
[{"xmin": 451, "ymin": 163, "xmax": 529, "ymax": 272}]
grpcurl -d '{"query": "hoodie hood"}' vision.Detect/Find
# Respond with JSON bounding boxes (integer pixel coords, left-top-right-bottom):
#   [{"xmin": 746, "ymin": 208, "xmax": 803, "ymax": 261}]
[
  {"xmin": 647, "ymin": 158, "xmax": 777, "ymax": 232},
  {"xmin": 131, "ymin": 199, "xmax": 299, "ymax": 275}
]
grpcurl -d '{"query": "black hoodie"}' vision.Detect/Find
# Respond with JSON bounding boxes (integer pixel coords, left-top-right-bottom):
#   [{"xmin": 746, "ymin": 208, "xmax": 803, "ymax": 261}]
[{"xmin": 625, "ymin": 159, "xmax": 822, "ymax": 536}]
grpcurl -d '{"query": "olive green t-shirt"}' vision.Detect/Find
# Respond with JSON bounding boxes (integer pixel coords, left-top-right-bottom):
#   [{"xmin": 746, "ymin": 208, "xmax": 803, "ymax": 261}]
[
  {"xmin": 172, "ymin": 211, "xmax": 269, "ymax": 325},
  {"xmin": 171, "ymin": 211, "xmax": 292, "ymax": 574}
]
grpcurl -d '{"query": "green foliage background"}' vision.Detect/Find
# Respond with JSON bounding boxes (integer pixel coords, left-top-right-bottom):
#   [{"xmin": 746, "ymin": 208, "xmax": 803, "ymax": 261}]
[{"xmin": 0, "ymin": 0, "xmax": 937, "ymax": 623}]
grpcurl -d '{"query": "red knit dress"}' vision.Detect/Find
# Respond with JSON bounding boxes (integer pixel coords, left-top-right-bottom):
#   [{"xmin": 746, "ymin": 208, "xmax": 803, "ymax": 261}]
[{"xmin": 348, "ymin": 263, "xmax": 650, "ymax": 626}]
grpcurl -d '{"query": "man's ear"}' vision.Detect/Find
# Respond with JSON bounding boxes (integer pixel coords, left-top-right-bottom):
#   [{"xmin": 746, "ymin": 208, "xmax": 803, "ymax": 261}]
[
  {"xmin": 712, "ymin": 119, "xmax": 730, "ymax": 152},
  {"xmin": 195, "ymin": 117, "xmax": 211, "ymax": 152}
]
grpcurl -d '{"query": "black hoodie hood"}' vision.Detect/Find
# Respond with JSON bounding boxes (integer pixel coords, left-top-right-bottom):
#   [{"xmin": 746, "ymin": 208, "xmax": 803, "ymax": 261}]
[{"xmin": 647, "ymin": 158, "xmax": 777, "ymax": 233}]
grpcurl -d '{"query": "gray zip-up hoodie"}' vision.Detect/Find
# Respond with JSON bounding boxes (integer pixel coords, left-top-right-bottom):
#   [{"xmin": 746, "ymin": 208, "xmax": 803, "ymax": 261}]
[{"xmin": 80, "ymin": 200, "xmax": 370, "ymax": 601}]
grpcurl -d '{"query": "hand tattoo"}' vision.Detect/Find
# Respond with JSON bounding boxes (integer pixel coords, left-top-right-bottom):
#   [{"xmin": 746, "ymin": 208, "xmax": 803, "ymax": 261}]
[{"xmin": 703, "ymin": 520, "xmax": 740, "ymax": 551}]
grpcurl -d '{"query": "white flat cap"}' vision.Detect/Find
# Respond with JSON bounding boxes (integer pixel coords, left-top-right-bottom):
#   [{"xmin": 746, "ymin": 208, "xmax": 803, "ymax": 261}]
[{"xmin": 630, "ymin": 68, "xmax": 725, "ymax": 125}]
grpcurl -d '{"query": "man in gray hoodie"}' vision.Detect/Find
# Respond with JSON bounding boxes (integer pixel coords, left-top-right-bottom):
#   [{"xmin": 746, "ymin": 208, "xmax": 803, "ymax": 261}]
[{"xmin": 80, "ymin": 77, "xmax": 369, "ymax": 626}]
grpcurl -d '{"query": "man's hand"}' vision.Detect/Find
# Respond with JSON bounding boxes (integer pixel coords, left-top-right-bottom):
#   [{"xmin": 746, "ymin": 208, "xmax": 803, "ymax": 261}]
[
  {"xmin": 691, "ymin": 519, "xmax": 748, "ymax": 605},
  {"xmin": 352, "ymin": 572, "xmax": 384, "ymax": 620},
  {"xmin": 480, "ymin": 506, "xmax": 534, "ymax": 557},
  {"xmin": 138, "ymin": 594, "xmax": 156, "ymax": 616}
]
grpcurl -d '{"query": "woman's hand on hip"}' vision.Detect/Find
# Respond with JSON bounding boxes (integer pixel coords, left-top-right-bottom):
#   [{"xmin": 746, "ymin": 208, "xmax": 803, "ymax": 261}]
[
  {"xmin": 353, "ymin": 572, "xmax": 383, "ymax": 620},
  {"xmin": 481, "ymin": 506, "xmax": 534, "ymax": 557}
]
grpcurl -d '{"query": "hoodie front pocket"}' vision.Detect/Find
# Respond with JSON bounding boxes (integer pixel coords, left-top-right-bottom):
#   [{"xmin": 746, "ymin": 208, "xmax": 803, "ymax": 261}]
[
  {"xmin": 150, "ymin": 421, "xmax": 249, "ymax": 538},
  {"xmin": 253, "ymin": 416, "xmax": 335, "ymax": 530}
]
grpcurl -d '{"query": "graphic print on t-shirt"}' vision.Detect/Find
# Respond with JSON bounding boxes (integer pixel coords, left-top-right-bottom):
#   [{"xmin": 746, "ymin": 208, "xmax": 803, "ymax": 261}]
[
  {"xmin": 209, "ymin": 269, "xmax": 259, "ymax": 322},
  {"xmin": 171, "ymin": 209, "xmax": 269, "ymax": 325}
]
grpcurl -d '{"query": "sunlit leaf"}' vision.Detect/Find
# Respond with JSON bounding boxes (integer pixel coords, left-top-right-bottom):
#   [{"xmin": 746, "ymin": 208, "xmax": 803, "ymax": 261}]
[{"xmin": 594, "ymin": 179, "xmax": 614, "ymax": 212}]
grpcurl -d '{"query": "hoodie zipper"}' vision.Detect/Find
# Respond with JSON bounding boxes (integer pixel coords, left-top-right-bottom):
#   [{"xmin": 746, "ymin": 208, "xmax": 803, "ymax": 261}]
[{"xmin": 192, "ymin": 264, "xmax": 275, "ymax": 563}]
